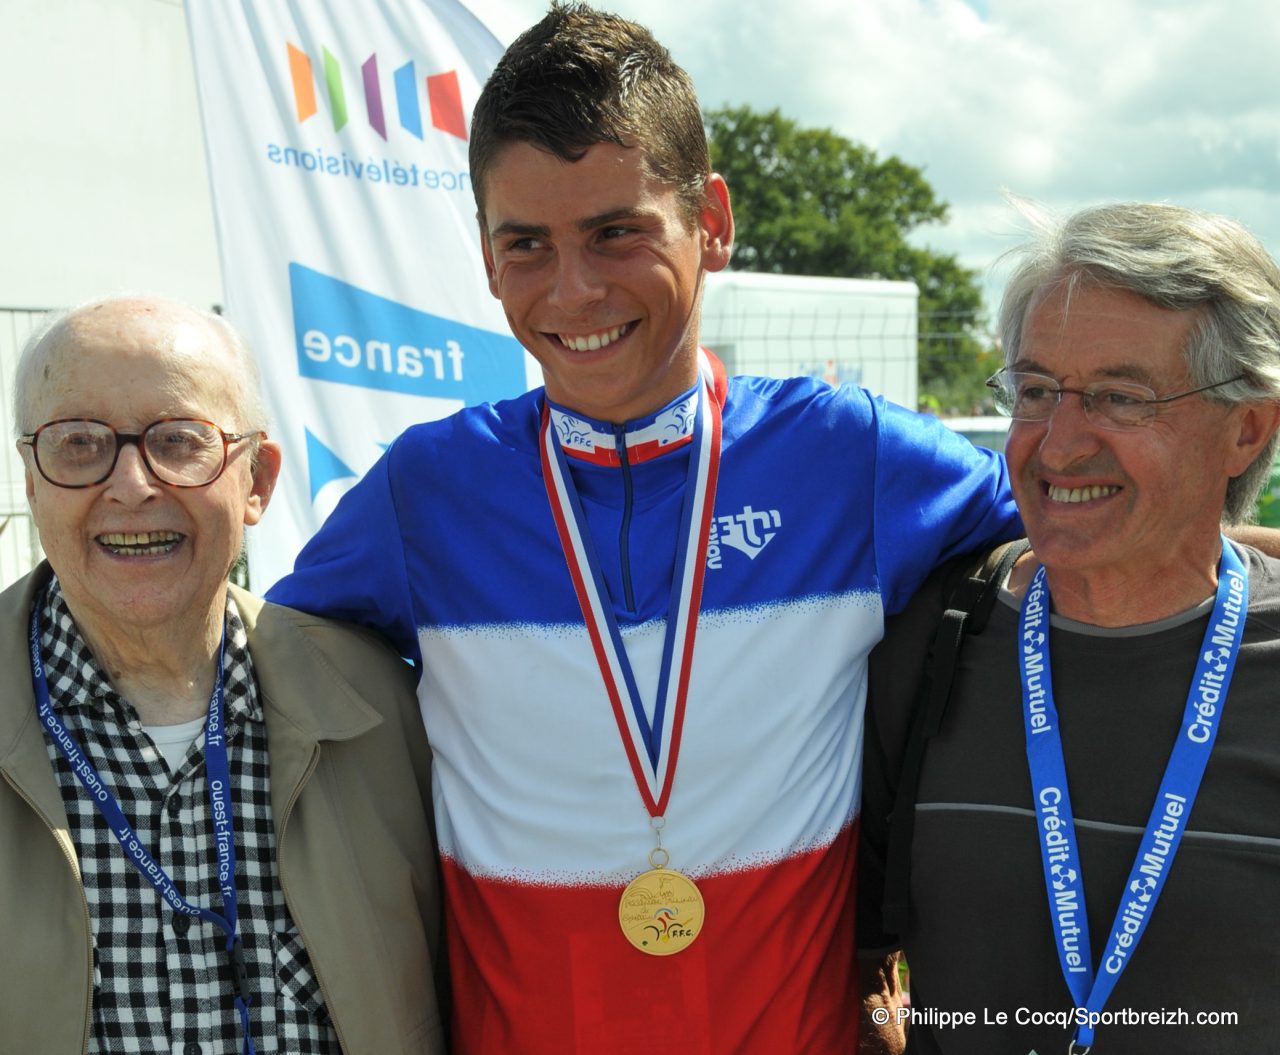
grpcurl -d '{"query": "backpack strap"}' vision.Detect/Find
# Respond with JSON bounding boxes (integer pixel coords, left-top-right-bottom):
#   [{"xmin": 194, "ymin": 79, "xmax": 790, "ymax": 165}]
[{"xmin": 880, "ymin": 538, "xmax": 1030, "ymax": 935}]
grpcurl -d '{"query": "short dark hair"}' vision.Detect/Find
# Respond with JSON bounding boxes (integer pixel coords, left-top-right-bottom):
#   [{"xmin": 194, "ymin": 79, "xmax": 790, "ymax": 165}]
[{"xmin": 469, "ymin": 2, "xmax": 710, "ymax": 226}]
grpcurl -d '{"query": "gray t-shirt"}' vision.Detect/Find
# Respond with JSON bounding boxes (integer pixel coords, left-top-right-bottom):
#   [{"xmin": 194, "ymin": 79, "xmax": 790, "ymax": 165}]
[{"xmin": 860, "ymin": 544, "xmax": 1280, "ymax": 1054}]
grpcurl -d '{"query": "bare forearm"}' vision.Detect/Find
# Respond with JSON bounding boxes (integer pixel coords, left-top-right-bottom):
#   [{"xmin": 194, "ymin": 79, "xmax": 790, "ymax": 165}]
[{"xmin": 1226, "ymin": 523, "xmax": 1280, "ymax": 558}]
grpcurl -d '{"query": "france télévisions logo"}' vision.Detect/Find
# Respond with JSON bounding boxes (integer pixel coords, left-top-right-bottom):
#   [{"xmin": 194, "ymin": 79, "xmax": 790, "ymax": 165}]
[{"xmin": 285, "ymin": 42, "xmax": 467, "ymax": 141}]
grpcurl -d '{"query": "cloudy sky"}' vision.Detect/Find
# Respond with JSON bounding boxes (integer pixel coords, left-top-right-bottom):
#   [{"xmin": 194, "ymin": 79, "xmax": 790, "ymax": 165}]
[{"xmin": 484, "ymin": 0, "xmax": 1280, "ymax": 323}]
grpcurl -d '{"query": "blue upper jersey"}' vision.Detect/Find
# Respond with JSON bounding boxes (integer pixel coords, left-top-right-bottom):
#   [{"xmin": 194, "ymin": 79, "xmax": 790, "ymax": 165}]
[{"xmin": 271, "ymin": 374, "xmax": 1018, "ymax": 666}]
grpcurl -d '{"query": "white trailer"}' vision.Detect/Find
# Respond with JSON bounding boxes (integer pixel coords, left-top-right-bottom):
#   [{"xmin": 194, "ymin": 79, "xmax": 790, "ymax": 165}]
[{"xmin": 700, "ymin": 271, "xmax": 919, "ymax": 408}]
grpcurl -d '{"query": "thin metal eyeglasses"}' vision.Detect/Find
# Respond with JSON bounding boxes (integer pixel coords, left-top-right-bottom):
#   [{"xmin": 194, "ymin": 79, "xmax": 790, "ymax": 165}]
[
  {"xmin": 985, "ymin": 370, "xmax": 1245, "ymax": 431},
  {"xmin": 18, "ymin": 418, "xmax": 263, "ymax": 489}
]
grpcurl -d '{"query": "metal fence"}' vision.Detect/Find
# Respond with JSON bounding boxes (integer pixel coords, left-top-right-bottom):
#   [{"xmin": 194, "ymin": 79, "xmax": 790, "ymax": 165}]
[
  {"xmin": 0, "ymin": 307, "xmax": 53, "ymax": 587},
  {"xmin": 702, "ymin": 302, "xmax": 924, "ymax": 398}
]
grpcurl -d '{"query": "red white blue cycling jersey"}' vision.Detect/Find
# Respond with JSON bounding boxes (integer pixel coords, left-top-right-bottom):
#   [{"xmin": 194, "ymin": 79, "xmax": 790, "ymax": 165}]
[{"xmin": 270, "ymin": 363, "xmax": 1017, "ymax": 1053}]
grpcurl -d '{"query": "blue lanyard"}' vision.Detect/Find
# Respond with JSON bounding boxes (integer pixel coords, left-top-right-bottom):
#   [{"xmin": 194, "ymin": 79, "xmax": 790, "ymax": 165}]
[
  {"xmin": 1018, "ymin": 538, "xmax": 1247, "ymax": 1052},
  {"xmin": 30, "ymin": 591, "xmax": 257, "ymax": 1055}
]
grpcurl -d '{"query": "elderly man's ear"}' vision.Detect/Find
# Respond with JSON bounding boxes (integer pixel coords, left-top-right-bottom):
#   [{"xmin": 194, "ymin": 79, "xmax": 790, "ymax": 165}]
[
  {"xmin": 245, "ymin": 440, "xmax": 283, "ymax": 527},
  {"xmin": 1222, "ymin": 401, "xmax": 1280, "ymax": 559},
  {"xmin": 1224, "ymin": 400, "xmax": 1280, "ymax": 478}
]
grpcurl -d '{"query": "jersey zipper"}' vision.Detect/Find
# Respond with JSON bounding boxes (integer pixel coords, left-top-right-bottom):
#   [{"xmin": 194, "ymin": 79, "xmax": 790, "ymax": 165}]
[{"xmin": 614, "ymin": 424, "xmax": 637, "ymax": 614}]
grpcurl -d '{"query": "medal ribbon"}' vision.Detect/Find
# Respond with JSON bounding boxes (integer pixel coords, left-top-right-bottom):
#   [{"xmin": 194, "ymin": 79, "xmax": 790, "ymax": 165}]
[
  {"xmin": 30, "ymin": 590, "xmax": 257, "ymax": 1055},
  {"xmin": 1018, "ymin": 537, "xmax": 1247, "ymax": 1051},
  {"xmin": 539, "ymin": 364, "xmax": 721, "ymax": 817}
]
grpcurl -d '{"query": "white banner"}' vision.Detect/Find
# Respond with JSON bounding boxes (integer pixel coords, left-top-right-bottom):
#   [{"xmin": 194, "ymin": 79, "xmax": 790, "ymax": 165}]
[{"xmin": 185, "ymin": 0, "xmax": 532, "ymax": 590}]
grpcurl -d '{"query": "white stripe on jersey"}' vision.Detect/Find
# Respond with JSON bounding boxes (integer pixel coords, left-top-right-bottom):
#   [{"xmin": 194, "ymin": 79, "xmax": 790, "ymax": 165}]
[{"xmin": 419, "ymin": 589, "xmax": 880, "ymax": 884}]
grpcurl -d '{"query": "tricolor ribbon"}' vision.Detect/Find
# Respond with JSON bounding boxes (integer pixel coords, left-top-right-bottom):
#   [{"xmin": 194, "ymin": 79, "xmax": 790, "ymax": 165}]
[{"xmin": 539, "ymin": 362, "xmax": 722, "ymax": 817}]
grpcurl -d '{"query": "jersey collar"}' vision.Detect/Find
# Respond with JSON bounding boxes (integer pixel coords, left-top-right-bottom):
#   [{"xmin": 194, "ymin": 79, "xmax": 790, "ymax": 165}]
[{"xmin": 545, "ymin": 349, "xmax": 727, "ymax": 467}]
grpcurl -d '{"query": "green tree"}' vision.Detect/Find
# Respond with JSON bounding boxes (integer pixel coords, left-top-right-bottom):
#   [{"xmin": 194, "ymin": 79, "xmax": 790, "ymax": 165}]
[{"xmin": 705, "ymin": 105, "xmax": 997, "ymax": 411}]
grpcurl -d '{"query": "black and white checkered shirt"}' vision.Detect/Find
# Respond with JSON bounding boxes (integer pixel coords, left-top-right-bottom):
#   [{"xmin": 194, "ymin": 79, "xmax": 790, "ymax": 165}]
[{"xmin": 38, "ymin": 577, "xmax": 340, "ymax": 1055}]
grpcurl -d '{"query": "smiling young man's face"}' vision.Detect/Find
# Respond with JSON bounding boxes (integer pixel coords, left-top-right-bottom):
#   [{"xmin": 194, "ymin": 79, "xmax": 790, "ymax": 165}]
[{"xmin": 480, "ymin": 140, "xmax": 732, "ymax": 423}]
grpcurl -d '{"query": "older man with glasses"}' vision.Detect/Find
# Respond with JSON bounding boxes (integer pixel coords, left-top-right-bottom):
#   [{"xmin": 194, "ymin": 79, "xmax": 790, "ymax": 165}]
[
  {"xmin": 1, "ymin": 295, "xmax": 446, "ymax": 1054},
  {"xmin": 859, "ymin": 202, "xmax": 1280, "ymax": 1054}
]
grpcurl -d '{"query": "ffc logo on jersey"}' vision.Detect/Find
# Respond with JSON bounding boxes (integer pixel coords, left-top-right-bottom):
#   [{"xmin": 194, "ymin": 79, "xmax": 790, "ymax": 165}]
[
  {"xmin": 285, "ymin": 41, "xmax": 467, "ymax": 141},
  {"xmin": 707, "ymin": 505, "xmax": 783, "ymax": 568}
]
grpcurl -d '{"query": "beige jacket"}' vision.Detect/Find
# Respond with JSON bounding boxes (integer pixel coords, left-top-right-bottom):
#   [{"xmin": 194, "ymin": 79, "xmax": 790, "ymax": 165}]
[{"xmin": 0, "ymin": 566, "xmax": 447, "ymax": 1054}]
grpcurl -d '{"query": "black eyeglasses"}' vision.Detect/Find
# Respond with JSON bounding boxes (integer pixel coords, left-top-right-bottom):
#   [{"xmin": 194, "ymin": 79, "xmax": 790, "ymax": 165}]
[
  {"xmin": 18, "ymin": 418, "xmax": 263, "ymax": 489},
  {"xmin": 985, "ymin": 370, "xmax": 1245, "ymax": 431}
]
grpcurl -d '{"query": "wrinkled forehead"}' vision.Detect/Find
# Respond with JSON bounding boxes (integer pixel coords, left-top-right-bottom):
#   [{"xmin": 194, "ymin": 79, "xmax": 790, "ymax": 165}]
[
  {"xmin": 27, "ymin": 302, "xmax": 241, "ymax": 423},
  {"xmin": 1018, "ymin": 278, "xmax": 1203, "ymax": 384}
]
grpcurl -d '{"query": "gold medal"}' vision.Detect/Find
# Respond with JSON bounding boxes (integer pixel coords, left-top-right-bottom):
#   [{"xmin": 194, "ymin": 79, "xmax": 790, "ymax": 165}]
[
  {"xmin": 542, "ymin": 382, "xmax": 723, "ymax": 960},
  {"xmin": 619, "ymin": 847, "xmax": 705, "ymax": 956}
]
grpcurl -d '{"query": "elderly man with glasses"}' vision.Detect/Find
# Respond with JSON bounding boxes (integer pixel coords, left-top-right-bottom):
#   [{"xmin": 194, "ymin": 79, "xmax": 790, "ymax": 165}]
[
  {"xmin": 859, "ymin": 202, "xmax": 1280, "ymax": 1054},
  {"xmin": 2, "ymin": 295, "xmax": 446, "ymax": 1054}
]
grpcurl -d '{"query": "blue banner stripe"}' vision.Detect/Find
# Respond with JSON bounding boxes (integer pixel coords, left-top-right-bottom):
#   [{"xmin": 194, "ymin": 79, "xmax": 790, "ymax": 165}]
[{"xmin": 289, "ymin": 263, "xmax": 526, "ymax": 403}]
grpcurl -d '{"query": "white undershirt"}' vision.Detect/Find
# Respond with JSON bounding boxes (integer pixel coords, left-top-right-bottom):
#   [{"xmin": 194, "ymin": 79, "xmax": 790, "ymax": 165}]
[{"xmin": 143, "ymin": 715, "xmax": 206, "ymax": 771}]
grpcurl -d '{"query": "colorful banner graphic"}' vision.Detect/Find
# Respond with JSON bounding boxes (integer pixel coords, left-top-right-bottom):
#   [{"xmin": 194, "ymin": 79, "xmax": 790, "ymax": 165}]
[{"xmin": 186, "ymin": 0, "xmax": 531, "ymax": 589}]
